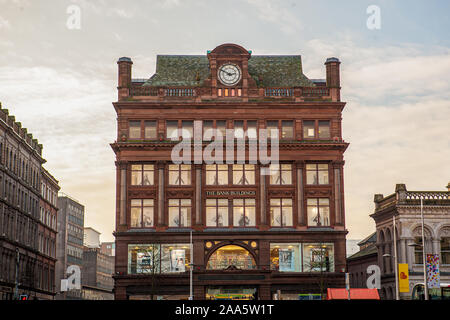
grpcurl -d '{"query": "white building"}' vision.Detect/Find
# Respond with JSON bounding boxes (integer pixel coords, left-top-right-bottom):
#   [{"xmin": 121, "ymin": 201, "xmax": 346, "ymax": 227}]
[
  {"xmin": 83, "ymin": 227, "xmax": 101, "ymax": 248},
  {"xmin": 370, "ymin": 183, "xmax": 450, "ymax": 299}
]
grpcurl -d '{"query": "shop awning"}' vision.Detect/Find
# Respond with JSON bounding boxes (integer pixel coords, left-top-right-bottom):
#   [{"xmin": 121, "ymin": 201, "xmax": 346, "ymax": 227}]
[{"xmin": 326, "ymin": 288, "xmax": 380, "ymax": 300}]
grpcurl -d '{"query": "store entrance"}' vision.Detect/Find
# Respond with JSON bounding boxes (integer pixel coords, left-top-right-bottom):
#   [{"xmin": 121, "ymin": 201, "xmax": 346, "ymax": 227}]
[{"xmin": 206, "ymin": 286, "xmax": 257, "ymax": 300}]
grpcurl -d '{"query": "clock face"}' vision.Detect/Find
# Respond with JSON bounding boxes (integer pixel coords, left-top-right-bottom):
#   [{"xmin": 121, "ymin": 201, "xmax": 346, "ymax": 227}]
[{"xmin": 217, "ymin": 63, "xmax": 242, "ymax": 86}]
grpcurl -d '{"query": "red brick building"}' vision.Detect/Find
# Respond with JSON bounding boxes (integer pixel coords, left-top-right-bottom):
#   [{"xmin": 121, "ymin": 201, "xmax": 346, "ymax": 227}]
[{"xmin": 111, "ymin": 43, "xmax": 349, "ymax": 300}]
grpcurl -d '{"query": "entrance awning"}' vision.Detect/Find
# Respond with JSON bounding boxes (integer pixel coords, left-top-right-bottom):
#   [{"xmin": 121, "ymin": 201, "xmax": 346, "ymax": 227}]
[{"xmin": 326, "ymin": 288, "xmax": 380, "ymax": 300}]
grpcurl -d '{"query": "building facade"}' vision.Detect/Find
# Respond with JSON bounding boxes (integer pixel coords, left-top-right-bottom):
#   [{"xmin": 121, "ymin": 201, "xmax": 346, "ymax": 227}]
[
  {"xmin": 82, "ymin": 247, "xmax": 114, "ymax": 299},
  {"xmin": 112, "ymin": 43, "xmax": 349, "ymax": 300},
  {"xmin": 347, "ymin": 232, "xmax": 377, "ymax": 290},
  {"xmin": 101, "ymin": 242, "xmax": 115, "ymax": 257},
  {"xmin": 84, "ymin": 227, "xmax": 101, "ymax": 249},
  {"xmin": 55, "ymin": 195, "xmax": 85, "ymax": 299},
  {"xmin": 370, "ymin": 183, "xmax": 450, "ymax": 299},
  {"xmin": 0, "ymin": 106, "xmax": 59, "ymax": 300}
]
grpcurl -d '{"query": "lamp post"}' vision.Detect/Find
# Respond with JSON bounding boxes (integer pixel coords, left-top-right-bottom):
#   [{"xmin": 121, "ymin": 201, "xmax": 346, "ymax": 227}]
[
  {"xmin": 407, "ymin": 197, "xmax": 429, "ymax": 300},
  {"xmin": 189, "ymin": 230, "xmax": 193, "ymax": 300}
]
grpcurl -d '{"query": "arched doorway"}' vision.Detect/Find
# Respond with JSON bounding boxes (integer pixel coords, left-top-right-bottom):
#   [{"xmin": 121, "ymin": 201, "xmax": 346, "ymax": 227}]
[{"xmin": 206, "ymin": 245, "xmax": 257, "ymax": 270}]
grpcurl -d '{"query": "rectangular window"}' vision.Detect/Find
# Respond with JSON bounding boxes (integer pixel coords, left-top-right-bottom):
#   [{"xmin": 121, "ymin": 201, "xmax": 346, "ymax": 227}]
[
  {"xmin": 166, "ymin": 120, "xmax": 178, "ymax": 140},
  {"xmin": 128, "ymin": 244, "xmax": 160, "ymax": 274},
  {"xmin": 216, "ymin": 120, "xmax": 227, "ymax": 139},
  {"xmin": 306, "ymin": 164, "xmax": 329, "ymax": 185},
  {"xmin": 203, "ymin": 120, "xmax": 213, "ymax": 141},
  {"xmin": 441, "ymin": 238, "xmax": 450, "ymax": 265},
  {"xmin": 303, "ymin": 120, "xmax": 315, "ymax": 139},
  {"xmin": 269, "ymin": 164, "xmax": 292, "ymax": 185},
  {"xmin": 307, "ymin": 198, "xmax": 330, "ymax": 227},
  {"xmin": 233, "ymin": 198, "xmax": 256, "ymax": 227},
  {"xmin": 266, "ymin": 121, "xmax": 279, "ymax": 138},
  {"xmin": 270, "ymin": 198, "xmax": 293, "ymax": 227},
  {"xmin": 303, "ymin": 243, "xmax": 334, "ymax": 272},
  {"xmin": 270, "ymin": 243, "xmax": 301, "ymax": 272},
  {"xmin": 130, "ymin": 199, "xmax": 154, "ymax": 228},
  {"xmin": 414, "ymin": 237, "xmax": 423, "ymax": 264},
  {"xmin": 205, "ymin": 164, "xmax": 228, "ymax": 185},
  {"xmin": 318, "ymin": 120, "xmax": 330, "ymax": 139},
  {"xmin": 234, "ymin": 120, "xmax": 244, "ymax": 139},
  {"xmin": 181, "ymin": 120, "xmax": 193, "ymax": 139},
  {"xmin": 168, "ymin": 199, "xmax": 191, "ymax": 227},
  {"xmin": 168, "ymin": 164, "xmax": 191, "ymax": 185},
  {"xmin": 131, "ymin": 164, "xmax": 155, "ymax": 186},
  {"xmin": 161, "ymin": 244, "xmax": 191, "ymax": 273},
  {"xmin": 247, "ymin": 120, "xmax": 257, "ymax": 140},
  {"xmin": 144, "ymin": 121, "xmax": 157, "ymax": 140},
  {"xmin": 281, "ymin": 120, "xmax": 294, "ymax": 139},
  {"xmin": 129, "ymin": 121, "xmax": 141, "ymax": 139},
  {"xmin": 232, "ymin": 164, "xmax": 255, "ymax": 185},
  {"xmin": 206, "ymin": 198, "xmax": 229, "ymax": 227}
]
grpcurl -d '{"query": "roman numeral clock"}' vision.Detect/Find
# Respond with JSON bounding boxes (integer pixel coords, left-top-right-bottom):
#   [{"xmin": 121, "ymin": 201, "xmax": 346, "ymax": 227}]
[{"xmin": 217, "ymin": 63, "xmax": 242, "ymax": 86}]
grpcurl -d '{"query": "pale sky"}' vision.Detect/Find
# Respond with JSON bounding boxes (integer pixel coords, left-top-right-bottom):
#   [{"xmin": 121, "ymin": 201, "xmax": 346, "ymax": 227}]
[{"xmin": 0, "ymin": 0, "xmax": 449, "ymax": 242}]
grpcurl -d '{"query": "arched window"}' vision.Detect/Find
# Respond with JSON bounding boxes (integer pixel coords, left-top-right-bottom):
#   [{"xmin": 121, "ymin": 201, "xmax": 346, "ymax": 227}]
[
  {"xmin": 207, "ymin": 245, "xmax": 256, "ymax": 270},
  {"xmin": 441, "ymin": 236, "xmax": 450, "ymax": 264}
]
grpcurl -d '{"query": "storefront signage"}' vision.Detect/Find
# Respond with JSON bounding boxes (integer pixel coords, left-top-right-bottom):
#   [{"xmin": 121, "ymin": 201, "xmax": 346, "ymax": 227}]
[{"xmin": 206, "ymin": 190, "xmax": 256, "ymax": 196}]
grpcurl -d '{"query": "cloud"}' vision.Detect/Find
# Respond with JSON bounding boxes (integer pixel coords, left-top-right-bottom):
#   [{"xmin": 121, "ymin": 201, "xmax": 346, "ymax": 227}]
[
  {"xmin": 0, "ymin": 16, "xmax": 11, "ymax": 29},
  {"xmin": 246, "ymin": 0, "xmax": 302, "ymax": 34},
  {"xmin": 301, "ymin": 38, "xmax": 450, "ymax": 239}
]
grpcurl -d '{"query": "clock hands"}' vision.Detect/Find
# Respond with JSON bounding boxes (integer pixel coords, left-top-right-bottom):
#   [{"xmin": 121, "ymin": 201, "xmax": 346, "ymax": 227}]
[{"xmin": 220, "ymin": 68, "xmax": 235, "ymax": 77}]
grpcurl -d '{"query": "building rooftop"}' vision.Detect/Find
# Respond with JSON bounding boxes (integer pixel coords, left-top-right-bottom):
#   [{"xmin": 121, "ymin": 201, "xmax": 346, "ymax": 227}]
[
  {"xmin": 143, "ymin": 55, "xmax": 315, "ymax": 87},
  {"xmin": 357, "ymin": 231, "xmax": 377, "ymax": 247},
  {"xmin": 347, "ymin": 243, "xmax": 377, "ymax": 261}
]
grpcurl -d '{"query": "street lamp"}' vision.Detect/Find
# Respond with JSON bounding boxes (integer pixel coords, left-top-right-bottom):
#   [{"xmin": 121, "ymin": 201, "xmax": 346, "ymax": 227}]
[
  {"xmin": 189, "ymin": 230, "xmax": 193, "ymax": 300},
  {"xmin": 407, "ymin": 196, "xmax": 428, "ymax": 300}
]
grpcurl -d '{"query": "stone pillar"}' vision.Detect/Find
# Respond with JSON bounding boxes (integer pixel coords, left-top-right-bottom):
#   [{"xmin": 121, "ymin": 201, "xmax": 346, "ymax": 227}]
[
  {"xmin": 259, "ymin": 284, "xmax": 271, "ymax": 300},
  {"xmin": 400, "ymin": 239, "xmax": 407, "ymax": 264},
  {"xmin": 296, "ymin": 161, "xmax": 305, "ymax": 226},
  {"xmin": 332, "ymin": 161, "xmax": 344, "ymax": 226},
  {"xmin": 406, "ymin": 238, "xmax": 415, "ymax": 266},
  {"xmin": 432, "ymin": 239, "xmax": 440, "ymax": 255},
  {"xmin": 116, "ymin": 161, "xmax": 127, "ymax": 229},
  {"xmin": 157, "ymin": 161, "xmax": 165, "ymax": 226},
  {"xmin": 195, "ymin": 164, "xmax": 202, "ymax": 225},
  {"xmin": 114, "ymin": 286, "xmax": 127, "ymax": 300},
  {"xmin": 260, "ymin": 165, "xmax": 268, "ymax": 226},
  {"xmin": 194, "ymin": 285, "xmax": 205, "ymax": 300}
]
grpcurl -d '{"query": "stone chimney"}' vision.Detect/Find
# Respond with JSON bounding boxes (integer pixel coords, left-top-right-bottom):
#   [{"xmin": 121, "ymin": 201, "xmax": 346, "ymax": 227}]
[
  {"xmin": 374, "ymin": 194, "xmax": 384, "ymax": 210},
  {"xmin": 325, "ymin": 57, "xmax": 340, "ymax": 102},
  {"xmin": 117, "ymin": 57, "xmax": 133, "ymax": 101},
  {"xmin": 395, "ymin": 183, "xmax": 407, "ymax": 203}
]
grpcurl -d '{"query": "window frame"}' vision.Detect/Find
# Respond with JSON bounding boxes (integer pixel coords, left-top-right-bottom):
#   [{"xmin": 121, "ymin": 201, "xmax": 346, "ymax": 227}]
[
  {"xmin": 144, "ymin": 120, "xmax": 157, "ymax": 140},
  {"xmin": 131, "ymin": 164, "xmax": 155, "ymax": 186},
  {"xmin": 168, "ymin": 164, "xmax": 192, "ymax": 186},
  {"xmin": 205, "ymin": 198, "xmax": 229, "ymax": 227},
  {"xmin": 168, "ymin": 198, "xmax": 192, "ymax": 228},
  {"xmin": 270, "ymin": 198, "xmax": 293, "ymax": 227},
  {"xmin": 305, "ymin": 163, "xmax": 330, "ymax": 185},
  {"xmin": 302, "ymin": 120, "xmax": 331, "ymax": 140},
  {"xmin": 232, "ymin": 198, "xmax": 256, "ymax": 227},
  {"xmin": 129, "ymin": 120, "xmax": 142, "ymax": 139},
  {"xmin": 205, "ymin": 164, "xmax": 229, "ymax": 186},
  {"xmin": 232, "ymin": 164, "xmax": 255, "ymax": 185},
  {"xmin": 307, "ymin": 198, "xmax": 330, "ymax": 227},
  {"xmin": 130, "ymin": 199, "xmax": 155, "ymax": 228},
  {"xmin": 269, "ymin": 163, "xmax": 293, "ymax": 185}
]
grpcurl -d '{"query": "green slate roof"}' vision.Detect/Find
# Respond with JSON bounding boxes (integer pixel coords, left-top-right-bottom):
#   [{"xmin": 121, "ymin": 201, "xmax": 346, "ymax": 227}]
[
  {"xmin": 144, "ymin": 55, "xmax": 315, "ymax": 87},
  {"xmin": 347, "ymin": 244, "xmax": 378, "ymax": 261}
]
